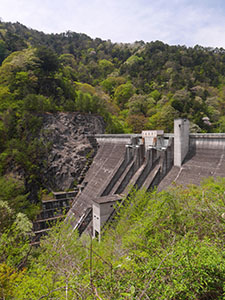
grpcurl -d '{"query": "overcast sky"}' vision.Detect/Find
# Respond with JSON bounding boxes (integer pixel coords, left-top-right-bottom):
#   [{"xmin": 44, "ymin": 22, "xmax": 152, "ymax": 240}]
[{"xmin": 1, "ymin": 0, "xmax": 225, "ymax": 48}]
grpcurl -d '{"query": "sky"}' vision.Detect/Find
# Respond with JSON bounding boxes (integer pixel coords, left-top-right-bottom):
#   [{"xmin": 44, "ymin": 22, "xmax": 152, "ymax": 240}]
[{"xmin": 1, "ymin": 0, "xmax": 225, "ymax": 48}]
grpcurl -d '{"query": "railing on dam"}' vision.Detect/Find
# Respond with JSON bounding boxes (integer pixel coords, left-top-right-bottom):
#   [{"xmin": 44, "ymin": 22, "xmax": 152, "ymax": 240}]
[{"xmin": 94, "ymin": 134, "xmax": 137, "ymax": 144}]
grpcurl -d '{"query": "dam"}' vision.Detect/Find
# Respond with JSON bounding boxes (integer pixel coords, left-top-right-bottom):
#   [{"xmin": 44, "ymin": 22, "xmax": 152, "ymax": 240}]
[{"xmin": 66, "ymin": 118, "xmax": 225, "ymax": 240}]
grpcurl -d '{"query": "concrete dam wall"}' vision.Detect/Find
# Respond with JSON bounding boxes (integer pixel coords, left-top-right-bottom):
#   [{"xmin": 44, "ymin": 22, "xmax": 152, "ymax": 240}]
[
  {"xmin": 66, "ymin": 119, "xmax": 225, "ymax": 239},
  {"xmin": 158, "ymin": 134, "xmax": 225, "ymax": 191},
  {"xmin": 67, "ymin": 130, "xmax": 174, "ymax": 239}
]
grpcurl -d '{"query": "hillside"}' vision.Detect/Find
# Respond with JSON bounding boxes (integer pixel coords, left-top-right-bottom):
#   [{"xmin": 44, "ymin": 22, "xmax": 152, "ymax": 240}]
[
  {"xmin": 1, "ymin": 178, "xmax": 225, "ymax": 299},
  {"xmin": 0, "ymin": 20, "xmax": 225, "ymax": 134}
]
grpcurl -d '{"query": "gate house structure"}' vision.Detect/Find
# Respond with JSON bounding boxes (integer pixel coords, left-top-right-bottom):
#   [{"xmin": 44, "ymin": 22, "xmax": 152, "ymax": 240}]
[{"xmin": 66, "ymin": 119, "xmax": 225, "ymax": 240}]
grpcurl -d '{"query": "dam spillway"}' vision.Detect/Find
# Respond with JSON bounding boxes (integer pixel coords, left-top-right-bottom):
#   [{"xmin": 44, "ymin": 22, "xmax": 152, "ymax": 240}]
[
  {"xmin": 66, "ymin": 119, "xmax": 225, "ymax": 240},
  {"xmin": 32, "ymin": 119, "xmax": 225, "ymax": 243},
  {"xmin": 67, "ymin": 131, "xmax": 173, "ymax": 239},
  {"xmin": 158, "ymin": 133, "xmax": 225, "ymax": 191}
]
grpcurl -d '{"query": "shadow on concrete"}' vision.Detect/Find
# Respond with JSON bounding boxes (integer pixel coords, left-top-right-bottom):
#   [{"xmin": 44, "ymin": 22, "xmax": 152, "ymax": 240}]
[{"xmin": 183, "ymin": 146, "xmax": 196, "ymax": 164}]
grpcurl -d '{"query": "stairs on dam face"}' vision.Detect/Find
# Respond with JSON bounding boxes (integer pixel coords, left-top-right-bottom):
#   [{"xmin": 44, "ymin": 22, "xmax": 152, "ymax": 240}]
[
  {"xmin": 32, "ymin": 191, "xmax": 76, "ymax": 245},
  {"xmin": 83, "ymin": 142, "xmax": 119, "ymax": 182},
  {"xmin": 79, "ymin": 142, "xmax": 126, "ymax": 197}
]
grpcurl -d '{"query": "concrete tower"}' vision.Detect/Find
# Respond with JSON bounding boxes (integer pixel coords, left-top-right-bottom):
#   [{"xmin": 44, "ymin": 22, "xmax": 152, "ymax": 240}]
[{"xmin": 174, "ymin": 119, "xmax": 190, "ymax": 167}]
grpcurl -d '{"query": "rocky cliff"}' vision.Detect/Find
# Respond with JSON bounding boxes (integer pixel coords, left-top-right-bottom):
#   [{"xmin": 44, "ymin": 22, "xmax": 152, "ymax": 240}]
[{"xmin": 40, "ymin": 112, "xmax": 105, "ymax": 191}]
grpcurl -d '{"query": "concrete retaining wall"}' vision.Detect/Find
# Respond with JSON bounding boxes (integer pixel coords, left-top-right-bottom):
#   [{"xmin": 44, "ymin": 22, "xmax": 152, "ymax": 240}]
[{"xmin": 190, "ymin": 133, "xmax": 225, "ymax": 149}]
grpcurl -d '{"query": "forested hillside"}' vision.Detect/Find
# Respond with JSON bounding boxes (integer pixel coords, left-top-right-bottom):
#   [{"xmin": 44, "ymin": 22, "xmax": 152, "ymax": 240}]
[
  {"xmin": 0, "ymin": 20, "xmax": 225, "ymax": 299},
  {"xmin": 1, "ymin": 21, "xmax": 225, "ymax": 134}
]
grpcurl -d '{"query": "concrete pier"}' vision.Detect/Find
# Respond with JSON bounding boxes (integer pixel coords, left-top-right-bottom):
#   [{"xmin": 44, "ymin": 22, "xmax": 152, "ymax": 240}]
[{"xmin": 174, "ymin": 119, "xmax": 189, "ymax": 167}]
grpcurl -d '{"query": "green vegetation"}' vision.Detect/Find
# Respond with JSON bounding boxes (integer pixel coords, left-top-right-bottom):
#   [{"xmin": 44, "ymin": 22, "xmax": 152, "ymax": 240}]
[
  {"xmin": 0, "ymin": 21, "xmax": 225, "ymax": 299},
  {"xmin": 0, "ymin": 21, "xmax": 225, "ymax": 135},
  {"xmin": 1, "ymin": 177, "xmax": 224, "ymax": 299}
]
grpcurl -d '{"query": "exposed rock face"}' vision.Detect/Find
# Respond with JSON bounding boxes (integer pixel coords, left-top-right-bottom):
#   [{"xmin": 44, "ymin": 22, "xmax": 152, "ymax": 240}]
[{"xmin": 40, "ymin": 112, "xmax": 105, "ymax": 191}]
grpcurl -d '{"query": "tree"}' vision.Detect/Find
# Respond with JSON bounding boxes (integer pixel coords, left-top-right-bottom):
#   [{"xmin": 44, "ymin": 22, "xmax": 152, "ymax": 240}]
[
  {"xmin": 114, "ymin": 82, "xmax": 135, "ymax": 109},
  {"xmin": 0, "ymin": 212, "xmax": 33, "ymax": 267},
  {"xmin": 171, "ymin": 89, "xmax": 191, "ymax": 113},
  {"xmin": 100, "ymin": 76, "xmax": 126, "ymax": 96},
  {"xmin": 23, "ymin": 94, "xmax": 51, "ymax": 112},
  {"xmin": 98, "ymin": 59, "xmax": 114, "ymax": 77},
  {"xmin": 0, "ymin": 263, "xmax": 25, "ymax": 299},
  {"xmin": 35, "ymin": 46, "xmax": 59, "ymax": 75},
  {"xmin": 128, "ymin": 94, "xmax": 155, "ymax": 117},
  {"xmin": 146, "ymin": 103, "xmax": 178, "ymax": 131},
  {"xmin": 127, "ymin": 114, "xmax": 148, "ymax": 133},
  {"xmin": 16, "ymin": 223, "xmax": 93, "ymax": 300}
]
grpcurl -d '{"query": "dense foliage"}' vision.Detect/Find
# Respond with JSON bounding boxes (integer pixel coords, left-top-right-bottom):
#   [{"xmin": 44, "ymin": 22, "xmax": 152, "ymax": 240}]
[
  {"xmin": 0, "ymin": 21, "xmax": 225, "ymax": 134},
  {"xmin": 0, "ymin": 21, "xmax": 225, "ymax": 299},
  {"xmin": 1, "ymin": 177, "xmax": 224, "ymax": 299}
]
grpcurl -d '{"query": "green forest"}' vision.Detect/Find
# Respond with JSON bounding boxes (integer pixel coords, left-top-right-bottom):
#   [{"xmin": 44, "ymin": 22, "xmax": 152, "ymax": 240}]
[
  {"xmin": 1, "ymin": 21, "xmax": 225, "ymax": 135},
  {"xmin": 0, "ymin": 21, "xmax": 225, "ymax": 299},
  {"xmin": 1, "ymin": 178, "xmax": 225, "ymax": 299}
]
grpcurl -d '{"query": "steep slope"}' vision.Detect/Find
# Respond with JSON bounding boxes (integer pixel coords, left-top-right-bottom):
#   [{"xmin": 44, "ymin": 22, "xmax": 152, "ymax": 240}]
[{"xmin": 40, "ymin": 112, "xmax": 105, "ymax": 191}]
